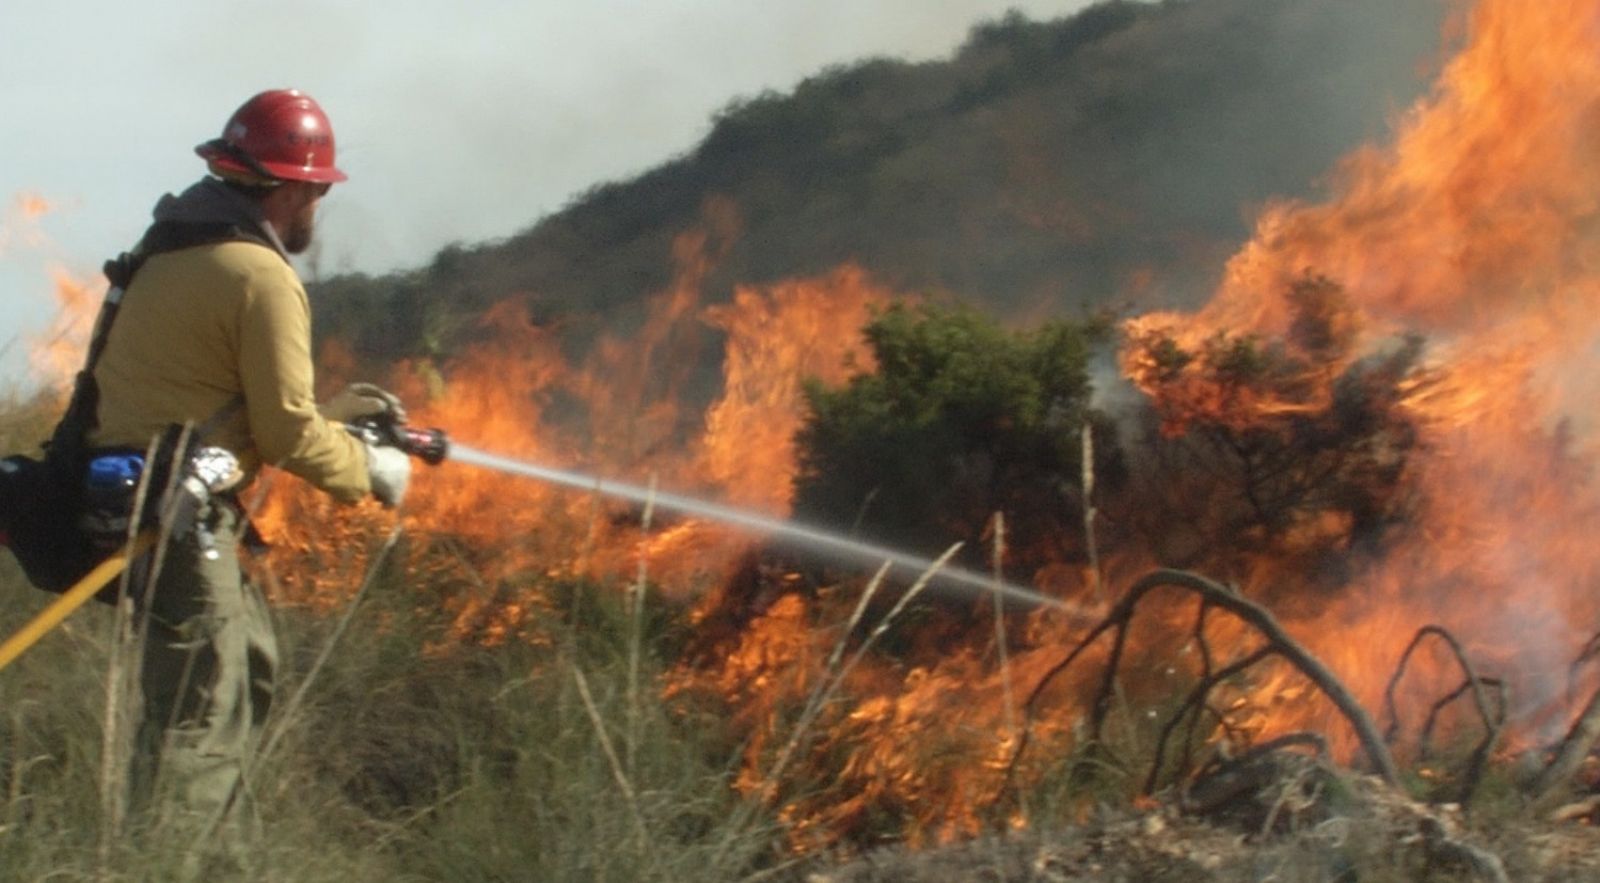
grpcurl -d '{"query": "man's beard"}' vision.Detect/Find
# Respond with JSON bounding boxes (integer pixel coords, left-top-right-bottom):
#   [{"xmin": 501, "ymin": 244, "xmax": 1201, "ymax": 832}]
[{"xmin": 282, "ymin": 214, "xmax": 315, "ymax": 254}]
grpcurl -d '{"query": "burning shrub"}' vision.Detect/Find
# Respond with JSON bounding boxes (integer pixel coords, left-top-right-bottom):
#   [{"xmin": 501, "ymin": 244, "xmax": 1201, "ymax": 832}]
[
  {"xmin": 791, "ymin": 302, "xmax": 1116, "ymax": 578},
  {"xmin": 1120, "ymin": 275, "xmax": 1427, "ymax": 590}
]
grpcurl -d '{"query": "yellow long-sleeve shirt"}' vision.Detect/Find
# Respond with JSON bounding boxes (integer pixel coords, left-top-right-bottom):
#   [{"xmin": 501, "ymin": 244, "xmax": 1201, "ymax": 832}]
[{"xmin": 88, "ymin": 240, "xmax": 370, "ymax": 502}]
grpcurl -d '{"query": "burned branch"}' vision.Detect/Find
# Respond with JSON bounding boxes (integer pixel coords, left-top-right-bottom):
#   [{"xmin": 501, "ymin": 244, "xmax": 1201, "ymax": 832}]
[
  {"xmin": 1381, "ymin": 625, "xmax": 1504, "ymax": 805},
  {"xmin": 1194, "ymin": 601, "xmax": 1216, "ymax": 680},
  {"xmin": 1182, "ymin": 732, "xmax": 1334, "ymax": 835},
  {"xmin": 1417, "ymin": 816, "xmax": 1512, "ymax": 883},
  {"xmin": 1528, "ymin": 682, "xmax": 1600, "ymax": 808},
  {"xmin": 1417, "ymin": 677, "xmax": 1505, "ymax": 763},
  {"xmin": 1008, "ymin": 569, "xmax": 1399, "ymax": 795},
  {"xmin": 1420, "ymin": 676, "xmax": 1506, "ymax": 806},
  {"xmin": 1145, "ymin": 644, "xmax": 1275, "ymax": 794},
  {"xmin": 1568, "ymin": 629, "xmax": 1600, "ymax": 705},
  {"xmin": 1170, "ymin": 602, "xmax": 1224, "ymax": 780}
]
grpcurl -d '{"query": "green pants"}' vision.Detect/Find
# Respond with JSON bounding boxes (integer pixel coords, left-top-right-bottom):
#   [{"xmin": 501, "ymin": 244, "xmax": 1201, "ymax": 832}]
[{"xmin": 129, "ymin": 499, "xmax": 278, "ymax": 842}]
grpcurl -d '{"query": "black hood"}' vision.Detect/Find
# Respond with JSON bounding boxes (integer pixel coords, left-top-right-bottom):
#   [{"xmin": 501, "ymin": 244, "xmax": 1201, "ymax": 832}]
[{"xmin": 145, "ymin": 177, "xmax": 288, "ymax": 260}]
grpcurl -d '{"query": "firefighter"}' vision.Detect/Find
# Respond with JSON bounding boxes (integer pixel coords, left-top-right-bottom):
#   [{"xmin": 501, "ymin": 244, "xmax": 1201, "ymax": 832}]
[{"xmin": 85, "ymin": 89, "xmax": 410, "ymax": 854}]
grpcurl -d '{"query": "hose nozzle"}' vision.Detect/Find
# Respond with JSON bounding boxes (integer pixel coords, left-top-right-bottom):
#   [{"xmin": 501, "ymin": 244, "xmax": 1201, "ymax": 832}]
[
  {"xmin": 396, "ymin": 425, "xmax": 450, "ymax": 465},
  {"xmin": 350, "ymin": 415, "xmax": 450, "ymax": 465}
]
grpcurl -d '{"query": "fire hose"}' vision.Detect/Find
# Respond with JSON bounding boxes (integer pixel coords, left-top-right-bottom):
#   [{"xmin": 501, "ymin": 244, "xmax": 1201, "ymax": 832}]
[{"xmin": 0, "ymin": 532, "xmax": 157, "ymax": 670}]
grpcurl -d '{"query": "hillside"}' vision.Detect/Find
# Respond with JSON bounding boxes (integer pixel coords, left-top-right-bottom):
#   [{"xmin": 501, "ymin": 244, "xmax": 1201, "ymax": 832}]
[{"xmin": 309, "ymin": 0, "xmax": 1449, "ymax": 365}]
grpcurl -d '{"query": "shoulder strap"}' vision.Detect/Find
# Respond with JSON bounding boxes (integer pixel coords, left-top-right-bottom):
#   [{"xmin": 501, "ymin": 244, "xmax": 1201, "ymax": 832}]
[
  {"xmin": 46, "ymin": 220, "xmax": 273, "ymax": 469},
  {"xmin": 92, "ymin": 221, "xmax": 273, "ymax": 377}
]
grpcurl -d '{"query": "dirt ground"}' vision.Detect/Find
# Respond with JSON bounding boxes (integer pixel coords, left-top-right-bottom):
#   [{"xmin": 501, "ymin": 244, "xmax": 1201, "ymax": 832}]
[{"xmin": 799, "ymin": 768, "xmax": 1600, "ymax": 883}]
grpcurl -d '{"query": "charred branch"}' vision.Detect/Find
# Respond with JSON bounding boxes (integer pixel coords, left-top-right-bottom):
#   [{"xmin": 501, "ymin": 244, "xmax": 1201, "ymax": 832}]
[
  {"xmin": 1007, "ymin": 568, "xmax": 1400, "ymax": 794},
  {"xmin": 1145, "ymin": 645, "xmax": 1275, "ymax": 794},
  {"xmin": 1226, "ymin": 731, "xmax": 1333, "ymax": 764},
  {"xmin": 1381, "ymin": 625, "xmax": 1504, "ymax": 805},
  {"xmin": 1528, "ymin": 681, "xmax": 1600, "ymax": 808},
  {"xmin": 1530, "ymin": 631, "xmax": 1600, "ymax": 808},
  {"xmin": 1416, "ymin": 816, "xmax": 1511, "ymax": 883},
  {"xmin": 1194, "ymin": 601, "xmax": 1216, "ymax": 678},
  {"xmin": 1176, "ymin": 702, "xmax": 1254, "ymax": 788},
  {"xmin": 1182, "ymin": 732, "xmax": 1334, "ymax": 836},
  {"xmin": 1420, "ymin": 676, "xmax": 1506, "ymax": 806},
  {"xmin": 1174, "ymin": 604, "xmax": 1242, "ymax": 781},
  {"xmin": 1578, "ymin": 630, "xmax": 1600, "ymax": 666},
  {"xmin": 1568, "ymin": 629, "xmax": 1600, "ymax": 704},
  {"xmin": 1418, "ymin": 677, "xmax": 1505, "ymax": 763}
]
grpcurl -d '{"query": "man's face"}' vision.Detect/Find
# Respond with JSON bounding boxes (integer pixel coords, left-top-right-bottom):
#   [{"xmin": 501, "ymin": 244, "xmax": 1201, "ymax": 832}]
[{"xmin": 280, "ymin": 182, "xmax": 330, "ymax": 254}]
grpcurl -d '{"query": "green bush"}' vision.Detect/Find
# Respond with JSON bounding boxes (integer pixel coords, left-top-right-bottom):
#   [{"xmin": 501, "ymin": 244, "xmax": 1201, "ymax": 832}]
[{"xmin": 792, "ymin": 301, "xmax": 1113, "ymax": 575}]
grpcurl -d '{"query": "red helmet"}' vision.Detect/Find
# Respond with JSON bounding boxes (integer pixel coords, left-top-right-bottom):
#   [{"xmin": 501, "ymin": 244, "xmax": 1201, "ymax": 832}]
[{"xmin": 195, "ymin": 89, "xmax": 348, "ymax": 184}]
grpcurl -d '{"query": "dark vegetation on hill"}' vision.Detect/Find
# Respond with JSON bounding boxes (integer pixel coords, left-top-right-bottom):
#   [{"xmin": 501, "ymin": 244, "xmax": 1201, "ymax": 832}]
[{"xmin": 310, "ymin": 0, "xmax": 1448, "ymax": 371}]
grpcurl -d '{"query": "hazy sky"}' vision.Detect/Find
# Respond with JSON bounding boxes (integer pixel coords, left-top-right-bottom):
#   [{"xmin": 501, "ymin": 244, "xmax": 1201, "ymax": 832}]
[{"xmin": 0, "ymin": 1, "xmax": 1096, "ymax": 382}]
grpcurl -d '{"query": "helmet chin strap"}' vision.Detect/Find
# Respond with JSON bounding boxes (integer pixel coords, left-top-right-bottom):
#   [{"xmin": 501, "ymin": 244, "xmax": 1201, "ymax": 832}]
[{"xmin": 199, "ymin": 138, "xmax": 282, "ymax": 185}]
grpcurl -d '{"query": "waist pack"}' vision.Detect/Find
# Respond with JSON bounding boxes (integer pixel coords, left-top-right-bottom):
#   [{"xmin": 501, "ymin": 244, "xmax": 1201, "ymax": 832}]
[
  {"xmin": 0, "ymin": 453, "xmax": 97, "ymax": 594},
  {"xmin": 0, "ymin": 426, "xmax": 241, "ymax": 603}
]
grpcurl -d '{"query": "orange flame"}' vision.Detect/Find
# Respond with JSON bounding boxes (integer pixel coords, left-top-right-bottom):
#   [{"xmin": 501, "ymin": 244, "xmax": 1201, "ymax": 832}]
[
  {"xmin": 1122, "ymin": 0, "xmax": 1600, "ymax": 759},
  {"xmin": 255, "ymin": 232, "xmax": 887, "ymax": 632},
  {"xmin": 696, "ymin": 266, "xmax": 882, "ymax": 513},
  {"xmin": 27, "ymin": 269, "xmax": 102, "ymax": 390},
  {"xmin": 1, "ymin": 193, "xmax": 101, "ymax": 394},
  {"xmin": 674, "ymin": 0, "xmax": 1600, "ymax": 848},
  {"xmin": 1, "ymin": 192, "xmax": 53, "ymax": 257}
]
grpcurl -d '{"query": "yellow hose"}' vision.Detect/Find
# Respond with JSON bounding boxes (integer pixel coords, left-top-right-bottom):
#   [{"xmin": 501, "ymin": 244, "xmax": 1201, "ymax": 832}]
[{"xmin": 0, "ymin": 532, "xmax": 157, "ymax": 672}]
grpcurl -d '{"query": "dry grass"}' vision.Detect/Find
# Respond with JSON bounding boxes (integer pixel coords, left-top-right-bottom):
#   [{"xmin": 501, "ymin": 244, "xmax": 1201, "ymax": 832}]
[{"xmin": 0, "ymin": 530, "xmax": 777, "ymax": 881}]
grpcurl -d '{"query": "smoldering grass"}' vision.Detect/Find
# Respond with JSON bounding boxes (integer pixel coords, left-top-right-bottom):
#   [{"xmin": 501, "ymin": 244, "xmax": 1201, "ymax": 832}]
[
  {"xmin": 760, "ymin": 559, "xmax": 890, "ymax": 799},
  {"xmin": 702, "ymin": 545, "xmax": 964, "ymax": 870}
]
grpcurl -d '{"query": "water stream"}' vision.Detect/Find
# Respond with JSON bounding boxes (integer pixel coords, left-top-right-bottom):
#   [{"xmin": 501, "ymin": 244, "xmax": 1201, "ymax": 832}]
[{"xmin": 450, "ymin": 443, "xmax": 1098, "ymax": 616}]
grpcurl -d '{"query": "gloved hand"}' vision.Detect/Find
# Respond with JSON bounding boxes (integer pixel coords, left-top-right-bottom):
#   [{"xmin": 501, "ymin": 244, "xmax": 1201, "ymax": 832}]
[
  {"xmin": 365, "ymin": 443, "xmax": 411, "ymax": 508},
  {"xmin": 320, "ymin": 382, "xmax": 407, "ymax": 425}
]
